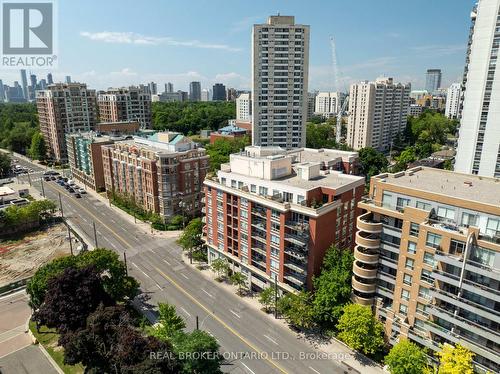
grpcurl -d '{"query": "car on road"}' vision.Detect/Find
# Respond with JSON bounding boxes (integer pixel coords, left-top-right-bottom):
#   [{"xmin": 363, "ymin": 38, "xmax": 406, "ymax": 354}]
[
  {"xmin": 78, "ymin": 188, "xmax": 86, "ymax": 194},
  {"xmin": 65, "ymin": 185, "xmax": 71, "ymax": 190},
  {"xmin": 50, "ymin": 176, "xmax": 57, "ymax": 181},
  {"xmin": 68, "ymin": 188, "xmax": 75, "ymax": 193},
  {"xmin": 74, "ymin": 193, "xmax": 81, "ymax": 198},
  {"xmin": 43, "ymin": 176, "xmax": 51, "ymax": 181},
  {"xmin": 57, "ymin": 181, "xmax": 65, "ymax": 186},
  {"xmin": 63, "ymin": 177, "xmax": 68, "ymax": 182}
]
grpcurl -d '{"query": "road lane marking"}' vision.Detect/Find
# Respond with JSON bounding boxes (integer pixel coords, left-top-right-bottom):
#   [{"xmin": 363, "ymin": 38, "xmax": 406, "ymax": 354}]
[
  {"xmin": 241, "ymin": 362, "xmax": 256, "ymax": 374},
  {"xmin": 180, "ymin": 273, "xmax": 189, "ymax": 280},
  {"xmin": 131, "ymin": 262, "xmax": 151, "ymax": 279},
  {"xmin": 180, "ymin": 307, "xmax": 191, "ymax": 317},
  {"xmin": 263, "ymin": 334, "xmax": 278, "ymax": 345},
  {"xmin": 156, "ymin": 283, "xmax": 162, "ymax": 290},
  {"xmin": 202, "ymin": 289, "xmax": 214, "ymax": 298},
  {"xmin": 309, "ymin": 367, "xmax": 321, "ymax": 374},
  {"xmin": 162, "ymin": 259, "xmax": 171, "ymax": 266},
  {"xmin": 152, "ymin": 265, "xmax": 287, "ymax": 374},
  {"xmin": 229, "ymin": 309, "xmax": 240, "ymax": 319}
]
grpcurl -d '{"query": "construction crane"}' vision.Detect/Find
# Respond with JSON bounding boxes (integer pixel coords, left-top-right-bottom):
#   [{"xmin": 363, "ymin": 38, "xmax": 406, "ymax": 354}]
[{"xmin": 330, "ymin": 36, "xmax": 348, "ymax": 144}]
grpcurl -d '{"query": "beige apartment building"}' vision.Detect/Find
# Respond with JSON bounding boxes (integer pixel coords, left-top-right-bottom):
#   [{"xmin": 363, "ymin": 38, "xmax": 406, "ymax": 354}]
[
  {"xmin": 352, "ymin": 167, "xmax": 499, "ymax": 373},
  {"xmin": 347, "ymin": 77, "xmax": 410, "ymax": 151},
  {"xmin": 98, "ymin": 86, "xmax": 152, "ymax": 129},
  {"xmin": 36, "ymin": 83, "xmax": 98, "ymax": 162},
  {"xmin": 101, "ymin": 132, "xmax": 209, "ymax": 220},
  {"xmin": 252, "ymin": 15, "xmax": 310, "ymax": 149}
]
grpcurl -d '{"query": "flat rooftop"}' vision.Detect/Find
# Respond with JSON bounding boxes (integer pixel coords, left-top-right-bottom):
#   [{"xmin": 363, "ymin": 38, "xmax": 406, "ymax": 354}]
[
  {"xmin": 374, "ymin": 167, "xmax": 500, "ymax": 207},
  {"xmin": 289, "ymin": 148, "xmax": 358, "ymax": 163}
]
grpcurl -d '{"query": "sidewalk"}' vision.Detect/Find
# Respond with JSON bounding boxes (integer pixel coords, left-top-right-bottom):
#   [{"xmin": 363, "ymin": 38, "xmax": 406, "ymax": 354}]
[{"xmin": 181, "ymin": 254, "xmax": 385, "ymax": 374}]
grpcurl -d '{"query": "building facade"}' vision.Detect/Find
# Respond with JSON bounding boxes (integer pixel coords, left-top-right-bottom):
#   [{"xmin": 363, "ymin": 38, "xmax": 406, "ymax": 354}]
[
  {"xmin": 314, "ymin": 92, "xmax": 345, "ymax": 118},
  {"xmin": 97, "ymin": 86, "xmax": 152, "ymax": 129},
  {"xmin": 36, "ymin": 83, "xmax": 98, "ymax": 162},
  {"xmin": 236, "ymin": 93, "xmax": 252, "ymax": 122},
  {"xmin": 203, "ymin": 146, "xmax": 364, "ymax": 293},
  {"xmin": 101, "ymin": 132, "xmax": 209, "ymax": 221},
  {"xmin": 455, "ymin": 0, "xmax": 500, "ymax": 178},
  {"xmin": 425, "ymin": 69, "xmax": 442, "ymax": 93},
  {"xmin": 189, "ymin": 81, "xmax": 201, "ymax": 101},
  {"xmin": 347, "ymin": 77, "xmax": 410, "ymax": 151},
  {"xmin": 352, "ymin": 167, "xmax": 499, "ymax": 373},
  {"xmin": 212, "ymin": 83, "xmax": 227, "ymax": 101},
  {"xmin": 252, "ymin": 15, "xmax": 310, "ymax": 149},
  {"xmin": 445, "ymin": 83, "xmax": 461, "ymax": 119},
  {"xmin": 408, "ymin": 104, "xmax": 423, "ymax": 117}
]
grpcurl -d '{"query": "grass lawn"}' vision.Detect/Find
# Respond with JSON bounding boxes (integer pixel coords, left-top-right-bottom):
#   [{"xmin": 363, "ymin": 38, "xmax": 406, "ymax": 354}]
[{"xmin": 29, "ymin": 320, "xmax": 84, "ymax": 374}]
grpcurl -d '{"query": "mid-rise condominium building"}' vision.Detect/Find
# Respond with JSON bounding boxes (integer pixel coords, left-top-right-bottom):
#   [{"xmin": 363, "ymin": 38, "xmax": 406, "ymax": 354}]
[
  {"xmin": 347, "ymin": 77, "xmax": 410, "ymax": 151},
  {"xmin": 445, "ymin": 83, "xmax": 461, "ymax": 119},
  {"xmin": 455, "ymin": 0, "xmax": 500, "ymax": 178},
  {"xmin": 252, "ymin": 15, "xmax": 310, "ymax": 149},
  {"xmin": 314, "ymin": 92, "xmax": 345, "ymax": 118},
  {"xmin": 203, "ymin": 146, "xmax": 364, "ymax": 293},
  {"xmin": 66, "ymin": 121, "xmax": 141, "ymax": 191},
  {"xmin": 36, "ymin": 83, "xmax": 98, "ymax": 162},
  {"xmin": 101, "ymin": 132, "xmax": 209, "ymax": 221},
  {"xmin": 236, "ymin": 93, "xmax": 252, "ymax": 122},
  {"xmin": 425, "ymin": 69, "xmax": 442, "ymax": 93},
  {"xmin": 97, "ymin": 86, "xmax": 152, "ymax": 129},
  {"xmin": 352, "ymin": 167, "xmax": 499, "ymax": 373}
]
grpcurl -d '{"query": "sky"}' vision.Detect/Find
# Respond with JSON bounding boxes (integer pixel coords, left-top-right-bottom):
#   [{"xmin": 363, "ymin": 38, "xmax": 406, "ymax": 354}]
[{"xmin": 0, "ymin": 0, "xmax": 476, "ymax": 92}]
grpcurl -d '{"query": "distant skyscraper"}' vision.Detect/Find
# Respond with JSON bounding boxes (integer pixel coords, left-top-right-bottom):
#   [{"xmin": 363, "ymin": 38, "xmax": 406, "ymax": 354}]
[
  {"xmin": 29, "ymin": 74, "xmax": 37, "ymax": 101},
  {"xmin": 165, "ymin": 82, "xmax": 174, "ymax": 93},
  {"xmin": 226, "ymin": 88, "xmax": 237, "ymax": 101},
  {"xmin": 314, "ymin": 92, "xmax": 345, "ymax": 117},
  {"xmin": 148, "ymin": 82, "xmax": 157, "ymax": 95},
  {"xmin": 445, "ymin": 83, "xmax": 461, "ymax": 119},
  {"xmin": 425, "ymin": 69, "xmax": 442, "ymax": 93},
  {"xmin": 47, "ymin": 73, "xmax": 53, "ymax": 85},
  {"xmin": 212, "ymin": 83, "xmax": 226, "ymax": 101},
  {"xmin": 65, "ymin": 76, "xmax": 71, "ymax": 84},
  {"xmin": 201, "ymin": 89, "xmax": 210, "ymax": 102},
  {"xmin": 20, "ymin": 69, "xmax": 28, "ymax": 100},
  {"xmin": 456, "ymin": 0, "xmax": 500, "ymax": 177},
  {"xmin": 347, "ymin": 77, "xmax": 410, "ymax": 151},
  {"xmin": 236, "ymin": 93, "xmax": 251, "ymax": 122},
  {"xmin": 39, "ymin": 79, "xmax": 47, "ymax": 90},
  {"xmin": 307, "ymin": 92, "xmax": 317, "ymax": 121},
  {"xmin": 252, "ymin": 15, "xmax": 310, "ymax": 149},
  {"xmin": 189, "ymin": 81, "xmax": 201, "ymax": 101},
  {"xmin": 0, "ymin": 80, "xmax": 5, "ymax": 102}
]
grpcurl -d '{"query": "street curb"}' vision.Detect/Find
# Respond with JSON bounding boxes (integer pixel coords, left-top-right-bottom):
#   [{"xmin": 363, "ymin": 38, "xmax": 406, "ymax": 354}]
[{"xmin": 37, "ymin": 340, "xmax": 65, "ymax": 374}]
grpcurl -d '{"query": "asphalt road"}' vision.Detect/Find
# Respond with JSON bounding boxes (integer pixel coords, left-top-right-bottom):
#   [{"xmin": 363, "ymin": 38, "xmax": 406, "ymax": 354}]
[{"xmin": 12, "ymin": 157, "xmax": 352, "ymax": 374}]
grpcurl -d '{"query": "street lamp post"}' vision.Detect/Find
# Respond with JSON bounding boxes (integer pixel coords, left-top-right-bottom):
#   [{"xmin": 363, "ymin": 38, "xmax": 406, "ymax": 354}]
[{"xmin": 40, "ymin": 177, "xmax": 45, "ymax": 197}]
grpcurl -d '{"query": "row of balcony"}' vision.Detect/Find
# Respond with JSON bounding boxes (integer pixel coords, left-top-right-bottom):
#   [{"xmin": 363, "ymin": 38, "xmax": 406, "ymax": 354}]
[
  {"xmin": 354, "ymin": 245, "xmax": 379, "ymax": 264},
  {"xmin": 357, "ymin": 213, "xmax": 383, "ymax": 234},
  {"xmin": 352, "ymin": 275, "xmax": 376, "ymax": 293}
]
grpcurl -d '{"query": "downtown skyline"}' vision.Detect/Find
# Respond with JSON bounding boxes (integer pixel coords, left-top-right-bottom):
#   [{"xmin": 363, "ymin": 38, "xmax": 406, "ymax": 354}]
[{"xmin": 0, "ymin": 0, "xmax": 475, "ymax": 91}]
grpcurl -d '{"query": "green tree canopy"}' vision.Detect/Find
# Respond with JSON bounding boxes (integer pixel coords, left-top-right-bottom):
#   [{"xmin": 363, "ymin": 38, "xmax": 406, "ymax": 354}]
[
  {"xmin": 211, "ymin": 258, "xmax": 229, "ymax": 280},
  {"xmin": 277, "ymin": 291, "xmax": 315, "ymax": 330},
  {"xmin": 0, "ymin": 152, "xmax": 11, "ymax": 176},
  {"xmin": 148, "ymin": 303, "xmax": 186, "ymax": 342},
  {"xmin": 358, "ymin": 147, "xmax": 388, "ymax": 183},
  {"xmin": 230, "ymin": 272, "xmax": 247, "ymax": 295},
  {"xmin": 259, "ymin": 287, "xmax": 275, "ymax": 313},
  {"xmin": 177, "ymin": 218, "xmax": 203, "ymax": 261},
  {"xmin": 172, "ymin": 330, "xmax": 223, "ymax": 374},
  {"xmin": 0, "ymin": 103, "xmax": 38, "ymax": 154},
  {"xmin": 436, "ymin": 344, "xmax": 474, "ymax": 374},
  {"xmin": 29, "ymin": 131, "xmax": 47, "ymax": 161},
  {"xmin": 385, "ymin": 339, "xmax": 428, "ymax": 374},
  {"xmin": 336, "ymin": 304, "xmax": 385, "ymax": 355},
  {"xmin": 206, "ymin": 136, "xmax": 250, "ymax": 172}
]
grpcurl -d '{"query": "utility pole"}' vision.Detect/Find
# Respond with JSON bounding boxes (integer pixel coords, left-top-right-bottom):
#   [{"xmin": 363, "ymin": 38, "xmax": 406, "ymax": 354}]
[
  {"xmin": 58, "ymin": 192, "xmax": 64, "ymax": 218},
  {"xmin": 274, "ymin": 274, "xmax": 278, "ymax": 319},
  {"xmin": 40, "ymin": 177, "xmax": 45, "ymax": 197},
  {"xmin": 123, "ymin": 251, "xmax": 128, "ymax": 276},
  {"xmin": 67, "ymin": 226, "xmax": 74, "ymax": 256},
  {"xmin": 27, "ymin": 170, "xmax": 31, "ymax": 186},
  {"xmin": 195, "ymin": 315, "xmax": 199, "ymax": 330},
  {"xmin": 93, "ymin": 221, "xmax": 98, "ymax": 247}
]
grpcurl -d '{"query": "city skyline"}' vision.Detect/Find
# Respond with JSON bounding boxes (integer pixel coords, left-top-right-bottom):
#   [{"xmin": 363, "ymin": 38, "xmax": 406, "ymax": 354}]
[{"xmin": 0, "ymin": 0, "xmax": 474, "ymax": 91}]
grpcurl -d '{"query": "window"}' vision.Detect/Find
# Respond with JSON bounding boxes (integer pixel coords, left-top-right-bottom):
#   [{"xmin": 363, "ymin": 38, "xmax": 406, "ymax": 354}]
[
  {"xmin": 382, "ymin": 192, "xmax": 392, "ymax": 208},
  {"xmin": 399, "ymin": 304, "xmax": 408, "ymax": 315},
  {"xmin": 271, "ymin": 234, "xmax": 280, "ymax": 245},
  {"xmin": 461, "ymin": 212, "xmax": 478, "ymax": 227},
  {"xmin": 240, "ymin": 197, "xmax": 248, "ymax": 207},
  {"xmin": 271, "ymin": 222, "xmax": 280, "ymax": 232},
  {"xmin": 250, "ymin": 184, "xmax": 256, "ymax": 193},
  {"xmin": 416, "ymin": 201, "xmax": 432, "ymax": 211},
  {"xmin": 450, "ymin": 239, "xmax": 465, "ymax": 255},
  {"xmin": 423, "ymin": 252, "xmax": 436, "ymax": 266},
  {"xmin": 271, "ymin": 209, "xmax": 280, "ymax": 219},
  {"xmin": 418, "ymin": 286, "xmax": 431, "ymax": 300},
  {"xmin": 405, "ymin": 258, "xmax": 414, "ymax": 270},
  {"xmin": 416, "ymin": 302, "xmax": 428, "ymax": 316},
  {"xmin": 426, "ymin": 232, "xmax": 442, "ymax": 249},
  {"xmin": 231, "ymin": 180, "xmax": 237, "ymax": 188},
  {"xmin": 407, "ymin": 241, "xmax": 417, "ymax": 255},
  {"xmin": 271, "ymin": 247, "xmax": 279, "ymax": 257},
  {"xmin": 259, "ymin": 186, "xmax": 268, "ymax": 196},
  {"xmin": 421, "ymin": 269, "xmax": 433, "ymax": 284},
  {"xmin": 270, "ymin": 259, "xmax": 279, "ymax": 270},
  {"xmin": 470, "ymin": 246, "xmax": 495, "ymax": 267},
  {"xmin": 240, "ymin": 210, "xmax": 248, "ymax": 219},
  {"xmin": 437, "ymin": 206, "xmax": 455, "ymax": 220},
  {"xmin": 396, "ymin": 197, "xmax": 411, "ymax": 211},
  {"xmin": 486, "ymin": 218, "xmax": 500, "ymax": 237},
  {"xmin": 240, "ymin": 222, "xmax": 248, "ymax": 231},
  {"xmin": 401, "ymin": 289, "xmax": 410, "ymax": 301},
  {"xmin": 403, "ymin": 273, "xmax": 412, "ymax": 285},
  {"xmin": 410, "ymin": 223, "xmax": 419, "ymax": 237}
]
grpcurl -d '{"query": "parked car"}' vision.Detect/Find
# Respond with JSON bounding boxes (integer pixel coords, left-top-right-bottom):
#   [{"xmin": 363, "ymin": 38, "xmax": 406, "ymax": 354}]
[
  {"xmin": 50, "ymin": 176, "xmax": 56, "ymax": 181},
  {"xmin": 74, "ymin": 193, "xmax": 81, "ymax": 198},
  {"xmin": 78, "ymin": 188, "xmax": 86, "ymax": 194},
  {"xmin": 63, "ymin": 177, "xmax": 68, "ymax": 182},
  {"xmin": 68, "ymin": 188, "xmax": 75, "ymax": 193},
  {"xmin": 43, "ymin": 176, "xmax": 51, "ymax": 181}
]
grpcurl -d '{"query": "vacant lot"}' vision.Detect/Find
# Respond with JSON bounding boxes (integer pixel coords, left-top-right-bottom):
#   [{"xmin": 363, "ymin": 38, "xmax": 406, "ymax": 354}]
[{"xmin": 0, "ymin": 224, "xmax": 71, "ymax": 286}]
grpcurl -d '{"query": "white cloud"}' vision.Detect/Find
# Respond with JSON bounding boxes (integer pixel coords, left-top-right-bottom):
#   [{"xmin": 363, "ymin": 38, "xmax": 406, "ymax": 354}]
[
  {"xmin": 110, "ymin": 68, "xmax": 137, "ymax": 76},
  {"xmin": 80, "ymin": 31, "xmax": 242, "ymax": 51},
  {"xmin": 410, "ymin": 44, "xmax": 465, "ymax": 56}
]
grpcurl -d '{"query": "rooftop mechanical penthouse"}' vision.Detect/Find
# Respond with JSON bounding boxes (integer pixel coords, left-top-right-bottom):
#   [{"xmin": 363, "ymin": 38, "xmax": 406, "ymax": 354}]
[{"xmin": 203, "ymin": 146, "xmax": 364, "ymax": 293}]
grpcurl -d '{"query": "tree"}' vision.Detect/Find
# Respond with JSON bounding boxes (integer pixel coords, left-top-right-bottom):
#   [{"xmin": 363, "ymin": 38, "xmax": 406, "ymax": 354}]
[
  {"xmin": 33, "ymin": 266, "xmax": 114, "ymax": 333},
  {"xmin": 230, "ymin": 272, "xmax": 247, "ymax": 295},
  {"xmin": 436, "ymin": 344, "xmax": 474, "ymax": 374},
  {"xmin": 172, "ymin": 330, "xmax": 223, "ymax": 374},
  {"xmin": 206, "ymin": 136, "xmax": 250, "ymax": 172},
  {"xmin": 178, "ymin": 218, "xmax": 203, "ymax": 263},
  {"xmin": 306, "ymin": 122, "xmax": 336, "ymax": 149},
  {"xmin": 259, "ymin": 287, "xmax": 275, "ymax": 313},
  {"xmin": 336, "ymin": 304, "xmax": 385, "ymax": 355},
  {"xmin": 313, "ymin": 246, "xmax": 354, "ymax": 327},
  {"xmin": 62, "ymin": 305, "xmax": 179, "ymax": 373},
  {"xmin": 385, "ymin": 339, "xmax": 428, "ymax": 374},
  {"xmin": 29, "ymin": 132, "xmax": 47, "ymax": 161},
  {"xmin": 358, "ymin": 147, "xmax": 388, "ymax": 183},
  {"xmin": 393, "ymin": 146, "xmax": 417, "ymax": 172},
  {"xmin": 0, "ymin": 152, "xmax": 10, "ymax": 177},
  {"xmin": 211, "ymin": 258, "xmax": 229, "ymax": 280},
  {"xmin": 277, "ymin": 291, "xmax": 315, "ymax": 330},
  {"xmin": 149, "ymin": 303, "xmax": 186, "ymax": 342}
]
